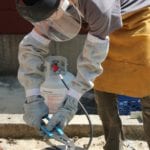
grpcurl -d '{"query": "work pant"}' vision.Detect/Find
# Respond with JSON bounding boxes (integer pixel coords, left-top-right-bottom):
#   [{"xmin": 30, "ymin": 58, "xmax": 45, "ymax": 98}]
[{"xmin": 94, "ymin": 90, "xmax": 150, "ymax": 150}]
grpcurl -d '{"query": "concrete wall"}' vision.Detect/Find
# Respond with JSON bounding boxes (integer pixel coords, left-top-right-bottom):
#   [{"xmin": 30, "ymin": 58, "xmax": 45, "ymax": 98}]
[
  {"xmin": 0, "ymin": 34, "xmax": 87, "ymax": 75},
  {"xmin": 0, "ymin": 35, "xmax": 24, "ymax": 75}
]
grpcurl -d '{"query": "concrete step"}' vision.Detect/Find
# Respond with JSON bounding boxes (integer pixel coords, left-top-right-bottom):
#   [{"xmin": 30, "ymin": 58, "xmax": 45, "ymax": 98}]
[{"xmin": 0, "ymin": 114, "xmax": 144, "ymax": 140}]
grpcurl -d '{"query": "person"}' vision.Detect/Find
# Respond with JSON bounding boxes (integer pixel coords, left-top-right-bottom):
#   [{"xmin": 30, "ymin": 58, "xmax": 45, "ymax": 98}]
[
  {"xmin": 15, "ymin": 0, "xmax": 150, "ymax": 149},
  {"xmin": 94, "ymin": 3, "xmax": 150, "ymax": 150}
]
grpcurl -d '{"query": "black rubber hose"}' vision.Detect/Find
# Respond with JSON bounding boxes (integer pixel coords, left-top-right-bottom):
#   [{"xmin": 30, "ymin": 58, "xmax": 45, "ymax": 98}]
[{"xmin": 59, "ymin": 74, "xmax": 93, "ymax": 150}]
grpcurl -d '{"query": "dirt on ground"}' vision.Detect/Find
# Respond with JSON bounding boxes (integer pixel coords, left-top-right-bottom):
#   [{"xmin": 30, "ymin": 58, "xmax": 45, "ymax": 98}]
[{"xmin": 0, "ymin": 136, "xmax": 149, "ymax": 150}]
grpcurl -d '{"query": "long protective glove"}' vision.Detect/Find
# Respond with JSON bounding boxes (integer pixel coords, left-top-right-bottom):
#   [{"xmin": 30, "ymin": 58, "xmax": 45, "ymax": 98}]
[
  {"xmin": 18, "ymin": 29, "xmax": 51, "ymax": 97},
  {"xmin": 70, "ymin": 33, "xmax": 109, "ymax": 95},
  {"xmin": 46, "ymin": 94, "xmax": 78, "ymax": 131},
  {"xmin": 23, "ymin": 95, "xmax": 49, "ymax": 129}
]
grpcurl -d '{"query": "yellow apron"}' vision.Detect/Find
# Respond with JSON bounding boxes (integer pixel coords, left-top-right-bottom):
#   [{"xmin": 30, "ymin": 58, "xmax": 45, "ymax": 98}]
[{"xmin": 94, "ymin": 7, "xmax": 150, "ymax": 98}]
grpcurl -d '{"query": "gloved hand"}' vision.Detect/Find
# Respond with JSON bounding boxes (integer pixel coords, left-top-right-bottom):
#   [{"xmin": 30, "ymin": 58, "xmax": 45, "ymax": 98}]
[
  {"xmin": 23, "ymin": 95, "xmax": 49, "ymax": 129},
  {"xmin": 46, "ymin": 95, "xmax": 78, "ymax": 131}
]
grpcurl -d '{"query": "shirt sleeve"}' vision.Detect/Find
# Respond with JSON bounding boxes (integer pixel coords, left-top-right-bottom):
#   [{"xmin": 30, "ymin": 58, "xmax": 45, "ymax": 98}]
[{"xmin": 79, "ymin": 0, "xmax": 122, "ymax": 39}]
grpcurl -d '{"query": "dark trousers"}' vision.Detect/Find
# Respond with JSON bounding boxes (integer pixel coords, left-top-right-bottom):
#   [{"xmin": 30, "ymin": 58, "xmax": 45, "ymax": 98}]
[{"xmin": 94, "ymin": 90, "xmax": 150, "ymax": 150}]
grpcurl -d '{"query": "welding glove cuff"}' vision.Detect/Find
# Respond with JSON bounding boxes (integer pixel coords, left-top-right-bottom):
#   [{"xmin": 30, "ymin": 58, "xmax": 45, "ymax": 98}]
[
  {"xmin": 47, "ymin": 94, "xmax": 78, "ymax": 131},
  {"xmin": 23, "ymin": 95, "xmax": 49, "ymax": 129}
]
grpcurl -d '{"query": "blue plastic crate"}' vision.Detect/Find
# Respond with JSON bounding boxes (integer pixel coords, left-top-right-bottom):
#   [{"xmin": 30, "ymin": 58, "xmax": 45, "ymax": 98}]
[{"xmin": 117, "ymin": 95, "xmax": 141, "ymax": 115}]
